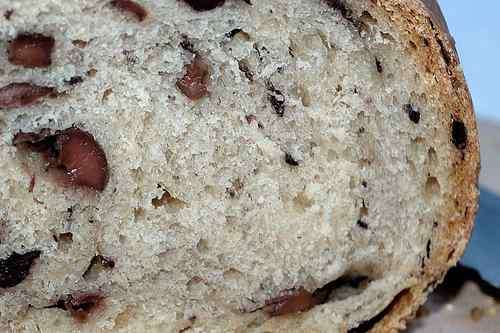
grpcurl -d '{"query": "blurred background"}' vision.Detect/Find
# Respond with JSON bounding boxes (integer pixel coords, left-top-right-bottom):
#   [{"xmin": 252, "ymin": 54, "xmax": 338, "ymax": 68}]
[{"xmin": 409, "ymin": 1, "xmax": 500, "ymax": 332}]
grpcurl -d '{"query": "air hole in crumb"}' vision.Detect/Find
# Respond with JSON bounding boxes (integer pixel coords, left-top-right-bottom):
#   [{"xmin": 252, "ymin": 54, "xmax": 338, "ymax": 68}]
[
  {"xmin": 238, "ymin": 60, "xmax": 254, "ymax": 81},
  {"xmin": 451, "ymin": 119, "xmax": 467, "ymax": 150},
  {"xmin": 183, "ymin": 0, "xmax": 225, "ymax": 11},
  {"xmin": 4, "ymin": 9, "xmax": 13, "ymax": 20},
  {"xmin": 349, "ymin": 289, "xmax": 411, "ymax": 332},
  {"xmin": 268, "ymin": 91, "xmax": 285, "ymax": 117},
  {"xmin": 424, "ymin": 176, "xmax": 441, "ymax": 202},
  {"xmin": 83, "ymin": 255, "xmax": 115, "ymax": 280},
  {"xmin": 196, "ymin": 238, "xmax": 209, "ymax": 253},
  {"xmin": 64, "ymin": 76, "xmax": 84, "ymax": 86},
  {"xmin": 152, "ymin": 190, "xmax": 187, "ymax": 210},
  {"xmin": 324, "ymin": 0, "xmax": 353, "ymax": 23},
  {"xmin": 226, "ymin": 28, "xmax": 243, "ymax": 38},
  {"xmin": 72, "ymin": 40, "xmax": 89, "ymax": 48},
  {"xmin": 180, "ymin": 36, "xmax": 195, "ymax": 53},
  {"xmin": 0, "ymin": 251, "xmax": 41, "ymax": 288},
  {"xmin": 404, "ymin": 104, "xmax": 420, "ymax": 124},
  {"xmin": 426, "ymin": 240, "xmax": 432, "ymax": 259},
  {"xmin": 226, "ymin": 28, "xmax": 250, "ymax": 40},
  {"xmin": 285, "ymin": 153, "xmax": 300, "ymax": 166},
  {"xmin": 357, "ymin": 220, "xmax": 368, "ymax": 229},
  {"xmin": 119, "ymin": 235, "xmax": 127, "ymax": 244},
  {"xmin": 375, "ymin": 58, "xmax": 383, "ymax": 73},
  {"xmin": 316, "ymin": 276, "xmax": 369, "ymax": 303}
]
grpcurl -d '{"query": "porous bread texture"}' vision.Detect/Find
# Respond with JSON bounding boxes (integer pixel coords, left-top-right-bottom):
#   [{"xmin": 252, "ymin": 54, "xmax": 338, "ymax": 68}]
[{"xmin": 0, "ymin": 0, "xmax": 479, "ymax": 332}]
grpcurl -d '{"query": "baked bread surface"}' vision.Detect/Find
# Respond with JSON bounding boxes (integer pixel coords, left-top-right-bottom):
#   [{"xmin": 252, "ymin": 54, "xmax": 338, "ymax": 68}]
[{"xmin": 0, "ymin": 0, "xmax": 479, "ymax": 332}]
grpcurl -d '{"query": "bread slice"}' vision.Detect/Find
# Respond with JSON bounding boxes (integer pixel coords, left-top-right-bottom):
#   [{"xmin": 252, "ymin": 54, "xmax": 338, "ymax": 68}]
[{"xmin": 0, "ymin": 0, "xmax": 479, "ymax": 332}]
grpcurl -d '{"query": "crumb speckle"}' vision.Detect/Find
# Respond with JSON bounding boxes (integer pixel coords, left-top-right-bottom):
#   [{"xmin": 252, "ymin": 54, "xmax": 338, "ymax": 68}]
[
  {"xmin": 72, "ymin": 39, "xmax": 89, "ymax": 48},
  {"xmin": 4, "ymin": 9, "xmax": 13, "ymax": 20}
]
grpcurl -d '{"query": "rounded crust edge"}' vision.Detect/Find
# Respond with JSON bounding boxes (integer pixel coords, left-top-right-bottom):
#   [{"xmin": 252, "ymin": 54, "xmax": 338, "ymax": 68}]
[{"xmin": 367, "ymin": 0, "xmax": 480, "ymax": 332}]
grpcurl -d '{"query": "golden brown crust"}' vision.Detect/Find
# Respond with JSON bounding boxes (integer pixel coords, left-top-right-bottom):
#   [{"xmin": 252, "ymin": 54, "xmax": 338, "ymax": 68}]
[{"xmin": 368, "ymin": 0, "xmax": 480, "ymax": 331}]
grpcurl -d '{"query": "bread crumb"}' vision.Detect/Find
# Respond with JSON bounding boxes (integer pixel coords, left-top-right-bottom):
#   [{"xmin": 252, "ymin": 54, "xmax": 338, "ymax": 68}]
[{"xmin": 485, "ymin": 306, "xmax": 497, "ymax": 317}]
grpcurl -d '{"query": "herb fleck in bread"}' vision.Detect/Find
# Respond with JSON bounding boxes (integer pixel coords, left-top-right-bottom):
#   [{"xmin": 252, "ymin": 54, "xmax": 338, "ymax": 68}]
[{"xmin": 0, "ymin": 0, "xmax": 479, "ymax": 332}]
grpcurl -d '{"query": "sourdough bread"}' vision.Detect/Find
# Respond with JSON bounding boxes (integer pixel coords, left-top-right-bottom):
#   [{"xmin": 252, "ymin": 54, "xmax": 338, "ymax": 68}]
[{"xmin": 0, "ymin": 0, "xmax": 479, "ymax": 332}]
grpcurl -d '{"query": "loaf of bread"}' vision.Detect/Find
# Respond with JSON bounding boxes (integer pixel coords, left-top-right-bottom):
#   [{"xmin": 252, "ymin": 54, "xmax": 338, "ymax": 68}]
[{"xmin": 0, "ymin": 0, "xmax": 479, "ymax": 332}]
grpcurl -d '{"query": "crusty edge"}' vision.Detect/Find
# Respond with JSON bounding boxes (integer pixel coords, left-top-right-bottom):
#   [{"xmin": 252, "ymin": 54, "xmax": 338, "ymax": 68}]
[{"xmin": 367, "ymin": 0, "xmax": 480, "ymax": 332}]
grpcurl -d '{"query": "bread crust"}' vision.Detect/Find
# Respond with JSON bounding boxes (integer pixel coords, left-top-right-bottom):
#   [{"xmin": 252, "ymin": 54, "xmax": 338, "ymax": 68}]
[{"xmin": 367, "ymin": 0, "xmax": 480, "ymax": 331}]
